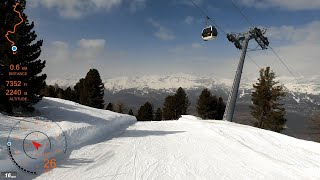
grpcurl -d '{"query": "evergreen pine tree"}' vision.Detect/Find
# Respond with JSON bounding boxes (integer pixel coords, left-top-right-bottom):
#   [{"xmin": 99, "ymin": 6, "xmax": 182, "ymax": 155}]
[
  {"xmin": 128, "ymin": 109, "xmax": 134, "ymax": 116},
  {"xmin": 63, "ymin": 87, "xmax": 75, "ymax": 101},
  {"xmin": 216, "ymin": 97, "xmax": 226, "ymax": 120},
  {"xmin": 154, "ymin": 108, "xmax": 163, "ymax": 121},
  {"xmin": 196, "ymin": 88, "xmax": 226, "ymax": 120},
  {"xmin": 197, "ymin": 89, "xmax": 214, "ymax": 119},
  {"xmin": 116, "ymin": 102, "xmax": 125, "ymax": 113},
  {"xmin": 196, "ymin": 89, "xmax": 221, "ymax": 119},
  {"xmin": 74, "ymin": 78, "xmax": 86, "ymax": 104},
  {"xmin": 308, "ymin": 112, "xmax": 320, "ymax": 143},
  {"xmin": 175, "ymin": 87, "xmax": 190, "ymax": 117},
  {"xmin": 69, "ymin": 88, "xmax": 78, "ymax": 102},
  {"xmin": 162, "ymin": 88, "xmax": 190, "ymax": 120},
  {"xmin": 250, "ymin": 67, "xmax": 287, "ymax": 132},
  {"xmin": 106, "ymin": 103, "xmax": 114, "ymax": 111},
  {"xmin": 41, "ymin": 85, "xmax": 57, "ymax": 97},
  {"xmin": 0, "ymin": 0, "xmax": 46, "ymax": 113},
  {"xmin": 83, "ymin": 69, "xmax": 105, "ymax": 109},
  {"xmin": 55, "ymin": 86, "xmax": 64, "ymax": 99},
  {"xmin": 137, "ymin": 102, "xmax": 154, "ymax": 121},
  {"xmin": 309, "ymin": 113, "xmax": 320, "ymax": 142},
  {"xmin": 162, "ymin": 95, "xmax": 177, "ymax": 120}
]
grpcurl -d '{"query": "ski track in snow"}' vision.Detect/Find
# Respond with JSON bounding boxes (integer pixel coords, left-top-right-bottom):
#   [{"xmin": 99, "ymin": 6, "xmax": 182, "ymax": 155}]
[
  {"xmin": 37, "ymin": 116, "xmax": 320, "ymax": 180},
  {"xmin": 0, "ymin": 97, "xmax": 135, "ymax": 180},
  {"xmin": 0, "ymin": 98, "xmax": 320, "ymax": 180}
]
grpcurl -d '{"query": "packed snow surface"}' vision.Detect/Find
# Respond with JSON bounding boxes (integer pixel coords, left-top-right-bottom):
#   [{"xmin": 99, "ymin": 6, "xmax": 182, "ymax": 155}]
[
  {"xmin": 1, "ymin": 98, "xmax": 320, "ymax": 180},
  {"xmin": 38, "ymin": 115, "xmax": 320, "ymax": 180},
  {"xmin": 0, "ymin": 97, "xmax": 136, "ymax": 179}
]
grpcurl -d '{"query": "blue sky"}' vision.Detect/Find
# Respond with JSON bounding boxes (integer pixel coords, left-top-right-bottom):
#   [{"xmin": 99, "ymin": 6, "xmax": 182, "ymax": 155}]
[{"xmin": 25, "ymin": 0, "xmax": 320, "ymax": 82}]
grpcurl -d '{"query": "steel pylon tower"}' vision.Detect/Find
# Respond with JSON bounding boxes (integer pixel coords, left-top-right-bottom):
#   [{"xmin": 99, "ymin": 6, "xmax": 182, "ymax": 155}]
[{"xmin": 223, "ymin": 27, "xmax": 269, "ymax": 122}]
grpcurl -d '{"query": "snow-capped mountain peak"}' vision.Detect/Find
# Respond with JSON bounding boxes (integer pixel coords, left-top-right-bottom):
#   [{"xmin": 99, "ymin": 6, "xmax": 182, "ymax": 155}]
[
  {"xmin": 103, "ymin": 73, "xmax": 231, "ymax": 93},
  {"xmin": 46, "ymin": 73, "xmax": 320, "ymax": 96}
]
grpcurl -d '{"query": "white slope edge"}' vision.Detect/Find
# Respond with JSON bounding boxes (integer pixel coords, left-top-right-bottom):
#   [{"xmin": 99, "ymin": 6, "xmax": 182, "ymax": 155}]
[
  {"xmin": 0, "ymin": 97, "xmax": 136, "ymax": 180},
  {"xmin": 33, "ymin": 97, "xmax": 137, "ymax": 149},
  {"xmin": 37, "ymin": 111, "xmax": 320, "ymax": 180}
]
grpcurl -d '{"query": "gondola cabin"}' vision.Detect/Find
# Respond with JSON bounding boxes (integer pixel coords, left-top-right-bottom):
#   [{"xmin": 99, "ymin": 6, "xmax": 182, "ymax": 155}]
[{"xmin": 202, "ymin": 26, "xmax": 218, "ymax": 41}]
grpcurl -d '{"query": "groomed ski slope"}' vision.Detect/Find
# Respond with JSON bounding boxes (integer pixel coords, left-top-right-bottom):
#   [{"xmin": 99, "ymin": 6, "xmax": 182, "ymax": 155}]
[
  {"xmin": 38, "ymin": 114, "xmax": 320, "ymax": 179},
  {"xmin": 0, "ymin": 97, "xmax": 136, "ymax": 180},
  {"xmin": 1, "ymin": 98, "xmax": 320, "ymax": 180}
]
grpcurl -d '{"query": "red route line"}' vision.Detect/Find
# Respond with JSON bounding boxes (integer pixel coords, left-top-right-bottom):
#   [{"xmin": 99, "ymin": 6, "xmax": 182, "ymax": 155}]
[{"xmin": 5, "ymin": 2, "xmax": 24, "ymax": 55}]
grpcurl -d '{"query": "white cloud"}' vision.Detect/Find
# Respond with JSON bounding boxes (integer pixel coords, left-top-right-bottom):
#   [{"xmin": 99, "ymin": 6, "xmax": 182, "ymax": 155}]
[
  {"xmin": 75, "ymin": 39, "xmax": 106, "ymax": 62},
  {"xmin": 193, "ymin": 21, "xmax": 320, "ymax": 82},
  {"xmin": 47, "ymin": 41, "xmax": 70, "ymax": 63},
  {"xmin": 28, "ymin": 0, "xmax": 147, "ymax": 19},
  {"xmin": 245, "ymin": 21, "xmax": 320, "ymax": 80},
  {"xmin": 43, "ymin": 39, "xmax": 107, "ymax": 80},
  {"xmin": 51, "ymin": 41, "xmax": 69, "ymax": 49},
  {"xmin": 77, "ymin": 39, "xmax": 106, "ymax": 49},
  {"xmin": 184, "ymin": 16, "xmax": 194, "ymax": 24},
  {"xmin": 147, "ymin": 18, "xmax": 175, "ymax": 41},
  {"xmin": 238, "ymin": 0, "xmax": 320, "ymax": 10},
  {"xmin": 40, "ymin": 22, "xmax": 319, "ymax": 84},
  {"xmin": 267, "ymin": 21, "xmax": 320, "ymax": 44}
]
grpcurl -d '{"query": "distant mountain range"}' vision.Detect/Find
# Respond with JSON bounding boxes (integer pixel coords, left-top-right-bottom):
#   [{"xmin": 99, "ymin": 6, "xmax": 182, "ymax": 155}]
[
  {"xmin": 103, "ymin": 73, "xmax": 320, "ymax": 95},
  {"xmin": 47, "ymin": 73, "xmax": 320, "ymax": 95},
  {"xmin": 47, "ymin": 73, "xmax": 320, "ymax": 110},
  {"xmin": 47, "ymin": 73, "xmax": 320, "ymax": 141}
]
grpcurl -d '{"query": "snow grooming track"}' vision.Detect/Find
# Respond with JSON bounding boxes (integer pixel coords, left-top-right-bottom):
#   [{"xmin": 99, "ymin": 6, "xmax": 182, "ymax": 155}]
[
  {"xmin": 34, "ymin": 97, "xmax": 136, "ymax": 151},
  {"xmin": 0, "ymin": 97, "xmax": 136, "ymax": 180},
  {"xmin": 37, "ymin": 115, "xmax": 320, "ymax": 180}
]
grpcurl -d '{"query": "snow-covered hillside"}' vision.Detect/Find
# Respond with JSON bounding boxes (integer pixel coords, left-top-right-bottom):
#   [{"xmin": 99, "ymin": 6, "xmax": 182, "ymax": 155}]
[
  {"xmin": 1, "ymin": 98, "xmax": 319, "ymax": 180},
  {"xmin": 0, "ymin": 98, "xmax": 136, "ymax": 180},
  {"xmin": 37, "ymin": 115, "xmax": 320, "ymax": 180}
]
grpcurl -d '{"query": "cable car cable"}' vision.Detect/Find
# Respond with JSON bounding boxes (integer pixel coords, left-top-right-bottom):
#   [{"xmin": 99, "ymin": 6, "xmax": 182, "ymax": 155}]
[
  {"xmin": 190, "ymin": 0, "xmax": 297, "ymax": 95},
  {"xmin": 189, "ymin": 0, "xmax": 266, "ymax": 69},
  {"xmin": 189, "ymin": 0, "xmax": 266, "ymax": 75},
  {"xmin": 189, "ymin": 0, "xmax": 228, "ymax": 35},
  {"xmin": 247, "ymin": 55, "xmax": 261, "ymax": 69},
  {"xmin": 230, "ymin": 0, "xmax": 254, "ymax": 26},
  {"xmin": 269, "ymin": 46, "xmax": 306, "ymax": 90},
  {"xmin": 227, "ymin": 0, "xmax": 310, "ymax": 94}
]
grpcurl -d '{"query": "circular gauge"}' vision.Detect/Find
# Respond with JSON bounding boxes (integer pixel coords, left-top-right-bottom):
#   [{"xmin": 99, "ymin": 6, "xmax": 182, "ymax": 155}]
[
  {"xmin": 7, "ymin": 117, "xmax": 67, "ymax": 175},
  {"xmin": 23, "ymin": 131, "xmax": 52, "ymax": 160}
]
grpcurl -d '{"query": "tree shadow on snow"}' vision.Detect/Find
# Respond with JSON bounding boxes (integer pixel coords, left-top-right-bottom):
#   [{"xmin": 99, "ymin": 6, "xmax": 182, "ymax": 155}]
[{"xmin": 120, "ymin": 130, "xmax": 185, "ymax": 137}]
